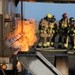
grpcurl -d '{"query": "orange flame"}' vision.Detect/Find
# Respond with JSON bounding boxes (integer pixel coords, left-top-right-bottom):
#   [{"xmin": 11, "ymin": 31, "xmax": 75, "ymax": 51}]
[{"xmin": 9, "ymin": 19, "xmax": 37, "ymax": 52}]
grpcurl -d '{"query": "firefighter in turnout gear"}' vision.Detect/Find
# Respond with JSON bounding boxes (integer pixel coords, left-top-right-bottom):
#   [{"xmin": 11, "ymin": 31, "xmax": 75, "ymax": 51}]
[
  {"xmin": 68, "ymin": 17, "xmax": 75, "ymax": 50},
  {"xmin": 58, "ymin": 13, "xmax": 69, "ymax": 48},
  {"xmin": 37, "ymin": 13, "xmax": 52, "ymax": 48},
  {"xmin": 48, "ymin": 15, "xmax": 58, "ymax": 47}
]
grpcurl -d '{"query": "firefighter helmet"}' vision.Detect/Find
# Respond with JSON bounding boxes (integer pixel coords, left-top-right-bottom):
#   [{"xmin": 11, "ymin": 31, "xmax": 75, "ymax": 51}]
[
  {"xmin": 50, "ymin": 15, "xmax": 56, "ymax": 23},
  {"xmin": 46, "ymin": 14, "xmax": 52, "ymax": 18},
  {"xmin": 69, "ymin": 17, "xmax": 75, "ymax": 23},
  {"xmin": 62, "ymin": 13, "xmax": 68, "ymax": 18}
]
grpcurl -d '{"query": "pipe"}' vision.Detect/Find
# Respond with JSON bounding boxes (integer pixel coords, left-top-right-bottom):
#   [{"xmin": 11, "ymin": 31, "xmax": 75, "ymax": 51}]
[{"xmin": 21, "ymin": 0, "xmax": 23, "ymax": 33}]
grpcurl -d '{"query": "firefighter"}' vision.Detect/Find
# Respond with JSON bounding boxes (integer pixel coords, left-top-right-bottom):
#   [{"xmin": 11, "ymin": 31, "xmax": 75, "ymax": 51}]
[
  {"xmin": 48, "ymin": 15, "xmax": 58, "ymax": 47},
  {"xmin": 37, "ymin": 13, "xmax": 52, "ymax": 48},
  {"xmin": 68, "ymin": 17, "xmax": 75, "ymax": 50},
  {"xmin": 58, "ymin": 13, "xmax": 69, "ymax": 48}
]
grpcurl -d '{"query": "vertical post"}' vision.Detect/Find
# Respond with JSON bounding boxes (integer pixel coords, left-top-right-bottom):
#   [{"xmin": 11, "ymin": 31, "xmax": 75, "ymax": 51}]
[
  {"xmin": 21, "ymin": 0, "xmax": 23, "ymax": 33},
  {"xmin": 21, "ymin": 0, "xmax": 23, "ymax": 21},
  {"xmin": 0, "ymin": 14, "xmax": 4, "ymax": 56}
]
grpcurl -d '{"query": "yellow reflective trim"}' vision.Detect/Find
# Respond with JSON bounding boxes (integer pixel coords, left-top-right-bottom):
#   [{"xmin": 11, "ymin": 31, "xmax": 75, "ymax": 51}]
[
  {"xmin": 53, "ymin": 30, "xmax": 55, "ymax": 33},
  {"xmin": 73, "ymin": 46, "xmax": 75, "ymax": 49},
  {"xmin": 38, "ymin": 43, "xmax": 42, "ymax": 46},
  {"xmin": 40, "ymin": 30, "xmax": 43, "ymax": 32},
  {"xmin": 51, "ymin": 25, "xmax": 54, "ymax": 28},
  {"xmin": 44, "ymin": 31, "xmax": 47, "ymax": 33},
  {"xmin": 42, "ymin": 24, "xmax": 45, "ymax": 26},
  {"xmin": 71, "ymin": 34, "xmax": 74, "ymax": 36},
  {"xmin": 47, "ymin": 42, "xmax": 50, "ymax": 45},
  {"xmin": 62, "ymin": 24, "xmax": 67, "ymax": 28},
  {"xmin": 64, "ymin": 43, "xmax": 68, "ymax": 48},
  {"xmin": 49, "ymin": 30, "xmax": 55, "ymax": 33},
  {"xmin": 73, "ymin": 30, "xmax": 75, "ymax": 33},
  {"xmin": 43, "ymin": 43, "xmax": 47, "ymax": 46},
  {"xmin": 49, "ymin": 24, "xmax": 54, "ymax": 28},
  {"xmin": 51, "ymin": 42, "xmax": 54, "ymax": 45},
  {"xmin": 50, "ymin": 30, "xmax": 52, "ymax": 33},
  {"xmin": 45, "ymin": 25, "xmax": 48, "ymax": 27}
]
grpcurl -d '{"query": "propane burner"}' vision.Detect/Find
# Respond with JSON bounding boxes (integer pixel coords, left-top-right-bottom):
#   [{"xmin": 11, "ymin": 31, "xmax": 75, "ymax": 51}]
[
  {"xmin": 10, "ymin": 46, "xmax": 20, "ymax": 51},
  {"xmin": 5, "ymin": 33, "xmax": 23, "ymax": 47}
]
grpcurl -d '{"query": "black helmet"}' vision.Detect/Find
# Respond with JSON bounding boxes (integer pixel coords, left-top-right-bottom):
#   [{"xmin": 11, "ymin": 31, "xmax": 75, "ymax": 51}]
[
  {"xmin": 50, "ymin": 15, "xmax": 56, "ymax": 23},
  {"xmin": 70, "ymin": 17, "xmax": 75, "ymax": 23}
]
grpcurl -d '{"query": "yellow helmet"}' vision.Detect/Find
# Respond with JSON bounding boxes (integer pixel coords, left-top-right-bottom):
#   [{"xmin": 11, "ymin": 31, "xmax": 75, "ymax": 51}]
[{"xmin": 46, "ymin": 14, "xmax": 52, "ymax": 18}]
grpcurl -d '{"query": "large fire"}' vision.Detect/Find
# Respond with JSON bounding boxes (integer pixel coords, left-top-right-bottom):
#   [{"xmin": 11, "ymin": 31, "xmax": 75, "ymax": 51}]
[{"xmin": 8, "ymin": 19, "xmax": 37, "ymax": 53}]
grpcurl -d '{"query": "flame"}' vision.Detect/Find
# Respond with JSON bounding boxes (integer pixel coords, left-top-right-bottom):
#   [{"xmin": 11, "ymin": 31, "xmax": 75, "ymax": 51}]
[{"xmin": 9, "ymin": 19, "xmax": 37, "ymax": 52}]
